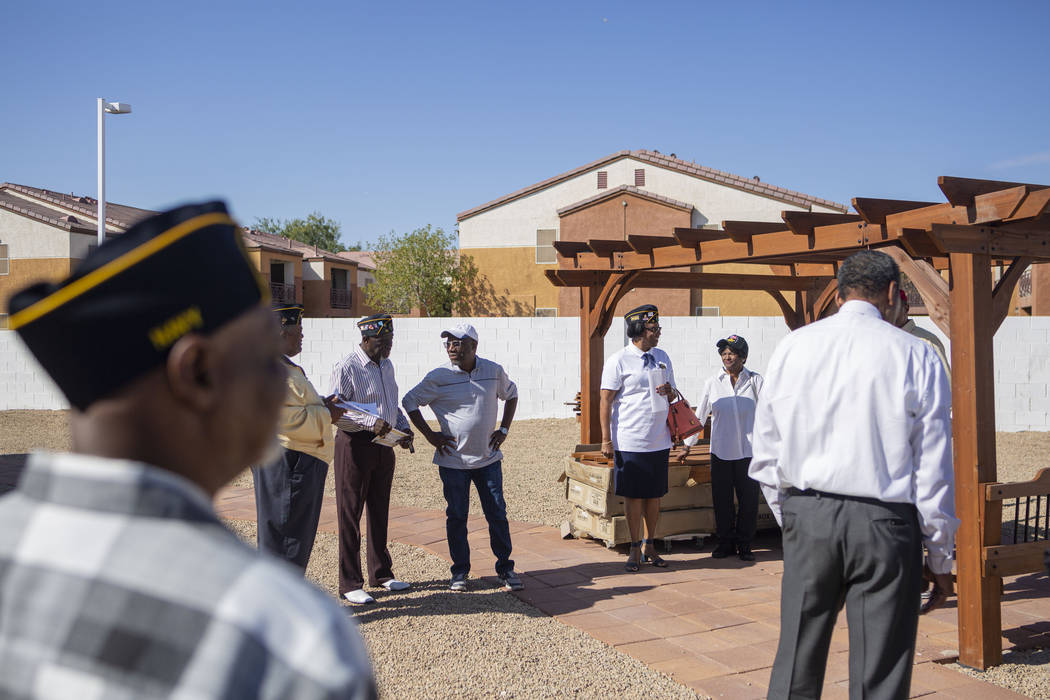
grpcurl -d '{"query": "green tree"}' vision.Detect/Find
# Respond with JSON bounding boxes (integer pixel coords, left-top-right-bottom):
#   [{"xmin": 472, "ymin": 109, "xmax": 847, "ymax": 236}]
[
  {"xmin": 367, "ymin": 225, "xmax": 488, "ymax": 316},
  {"xmin": 253, "ymin": 212, "xmax": 360, "ymax": 252}
]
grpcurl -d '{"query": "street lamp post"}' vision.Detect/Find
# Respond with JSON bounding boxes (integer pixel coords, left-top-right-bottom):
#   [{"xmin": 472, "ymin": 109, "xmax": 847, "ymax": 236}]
[{"xmin": 97, "ymin": 98, "xmax": 132, "ymax": 247}]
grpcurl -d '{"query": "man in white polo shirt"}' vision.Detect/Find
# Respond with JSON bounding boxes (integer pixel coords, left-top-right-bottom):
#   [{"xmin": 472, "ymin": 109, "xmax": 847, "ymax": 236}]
[{"xmin": 402, "ymin": 323, "xmax": 524, "ymax": 592}]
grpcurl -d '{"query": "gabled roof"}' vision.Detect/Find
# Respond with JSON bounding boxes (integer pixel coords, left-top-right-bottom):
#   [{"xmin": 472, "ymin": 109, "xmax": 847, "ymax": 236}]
[
  {"xmin": 456, "ymin": 150, "xmax": 849, "ymax": 221},
  {"xmin": 242, "ymin": 229, "xmax": 357, "ymax": 265},
  {"xmin": 0, "ymin": 190, "xmax": 98, "ymax": 234},
  {"xmin": 0, "ymin": 182, "xmax": 155, "ymax": 231},
  {"xmin": 336, "ymin": 251, "xmax": 376, "ymax": 271},
  {"xmin": 557, "ymin": 185, "xmax": 692, "ymax": 218}
]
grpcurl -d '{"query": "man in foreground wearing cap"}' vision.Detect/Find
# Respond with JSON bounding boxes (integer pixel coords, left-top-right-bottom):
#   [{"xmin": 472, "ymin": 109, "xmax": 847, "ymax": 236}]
[
  {"xmin": 330, "ymin": 313, "xmax": 414, "ymax": 605},
  {"xmin": 1, "ymin": 202, "xmax": 374, "ymax": 698},
  {"xmin": 402, "ymin": 324, "xmax": 523, "ymax": 592},
  {"xmin": 750, "ymin": 250, "xmax": 956, "ymax": 699},
  {"xmin": 252, "ymin": 303, "xmax": 343, "ymax": 571},
  {"xmin": 677, "ymin": 334, "xmax": 764, "ymax": 561}
]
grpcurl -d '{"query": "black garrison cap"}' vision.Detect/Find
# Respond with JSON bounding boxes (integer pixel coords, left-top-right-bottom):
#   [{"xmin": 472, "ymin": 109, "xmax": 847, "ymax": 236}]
[
  {"xmin": 7, "ymin": 201, "xmax": 267, "ymax": 410},
  {"xmin": 717, "ymin": 334, "xmax": 749, "ymax": 358},
  {"xmin": 274, "ymin": 303, "xmax": 304, "ymax": 326},
  {"xmin": 624, "ymin": 304, "xmax": 659, "ymax": 324},
  {"xmin": 357, "ymin": 313, "xmax": 393, "ymax": 337}
]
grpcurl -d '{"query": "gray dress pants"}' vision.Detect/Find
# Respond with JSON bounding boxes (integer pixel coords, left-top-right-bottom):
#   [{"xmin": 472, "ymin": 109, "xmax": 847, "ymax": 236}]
[
  {"xmin": 251, "ymin": 448, "xmax": 329, "ymax": 571},
  {"xmin": 768, "ymin": 489, "xmax": 923, "ymax": 700}
]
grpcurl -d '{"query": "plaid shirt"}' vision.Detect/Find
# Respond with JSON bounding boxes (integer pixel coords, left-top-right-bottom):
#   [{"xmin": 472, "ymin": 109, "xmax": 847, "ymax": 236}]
[{"xmin": 0, "ymin": 452, "xmax": 375, "ymax": 699}]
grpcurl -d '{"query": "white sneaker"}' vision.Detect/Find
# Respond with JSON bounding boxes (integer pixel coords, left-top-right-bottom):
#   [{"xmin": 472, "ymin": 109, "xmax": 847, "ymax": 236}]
[
  {"xmin": 381, "ymin": 579, "xmax": 410, "ymax": 591},
  {"xmin": 343, "ymin": 589, "xmax": 375, "ymax": 605}
]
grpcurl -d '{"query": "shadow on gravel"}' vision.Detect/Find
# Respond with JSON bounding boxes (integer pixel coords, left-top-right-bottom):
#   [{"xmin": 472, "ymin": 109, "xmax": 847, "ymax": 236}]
[{"xmin": 344, "ymin": 578, "xmax": 551, "ymax": 623}]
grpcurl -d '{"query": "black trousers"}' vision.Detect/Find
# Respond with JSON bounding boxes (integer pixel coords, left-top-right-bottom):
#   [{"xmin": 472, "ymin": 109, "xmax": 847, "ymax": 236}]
[
  {"xmin": 334, "ymin": 430, "xmax": 396, "ymax": 594},
  {"xmin": 768, "ymin": 490, "xmax": 923, "ymax": 700},
  {"xmin": 710, "ymin": 454, "xmax": 760, "ymax": 547},
  {"xmin": 251, "ymin": 448, "xmax": 328, "ymax": 571}
]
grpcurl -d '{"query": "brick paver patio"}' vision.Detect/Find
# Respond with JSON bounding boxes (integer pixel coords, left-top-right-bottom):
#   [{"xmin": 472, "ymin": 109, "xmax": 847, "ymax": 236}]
[{"xmin": 215, "ymin": 485, "xmax": 1048, "ymax": 699}]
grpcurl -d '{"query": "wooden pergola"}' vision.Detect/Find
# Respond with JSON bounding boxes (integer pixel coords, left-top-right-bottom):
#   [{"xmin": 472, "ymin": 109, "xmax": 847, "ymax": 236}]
[{"xmin": 546, "ymin": 176, "xmax": 1050, "ymax": 670}]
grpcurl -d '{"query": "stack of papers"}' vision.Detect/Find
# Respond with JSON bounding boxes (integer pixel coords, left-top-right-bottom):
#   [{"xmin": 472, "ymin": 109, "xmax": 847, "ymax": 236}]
[{"xmin": 334, "ymin": 400, "xmax": 409, "ymax": 446}]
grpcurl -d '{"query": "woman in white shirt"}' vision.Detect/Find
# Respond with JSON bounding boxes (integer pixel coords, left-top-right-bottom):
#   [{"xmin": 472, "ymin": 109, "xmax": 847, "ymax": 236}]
[
  {"xmin": 600, "ymin": 304, "xmax": 676, "ymax": 572},
  {"xmin": 677, "ymin": 334, "xmax": 763, "ymax": 561}
]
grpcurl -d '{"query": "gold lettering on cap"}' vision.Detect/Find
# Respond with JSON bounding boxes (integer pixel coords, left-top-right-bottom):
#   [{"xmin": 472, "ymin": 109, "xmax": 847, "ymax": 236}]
[{"xmin": 148, "ymin": 306, "xmax": 204, "ymax": 350}]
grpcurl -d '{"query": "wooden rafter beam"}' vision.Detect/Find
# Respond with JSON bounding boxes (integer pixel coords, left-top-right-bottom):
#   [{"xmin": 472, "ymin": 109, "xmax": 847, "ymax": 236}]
[
  {"xmin": 569, "ymin": 220, "xmax": 891, "ymax": 272},
  {"xmin": 627, "ymin": 234, "xmax": 678, "ymax": 254},
  {"xmin": 545, "ymin": 268, "xmax": 827, "ymax": 292},
  {"xmin": 553, "ymin": 241, "xmax": 590, "ymax": 258},
  {"xmin": 782, "ymin": 211, "xmax": 862, "ymax": 236},
  {"xmin": 1008, "ymin": 188, "xmax": 1050, "ymax": 221},
  {"xmin": 939, "ymin": 175, "xmax": 1039, "ymax": 207},
  {"xmin": 721, "ymin": 221, "xmax": 783, "ymax": 243},
  {"xmin": 588, "ymin": 239, "xmax": 633, "ymax": 256},
  {"xmin": 852, "ymin": 198, "xmax": 939, "ymax": 225},
  {"xmin": 672, "ymin": 228, "xmax": 728, "ymax": 247}
]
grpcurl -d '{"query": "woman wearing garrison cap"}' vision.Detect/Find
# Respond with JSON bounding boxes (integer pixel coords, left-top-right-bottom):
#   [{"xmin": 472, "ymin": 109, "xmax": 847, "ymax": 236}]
[
  {"xmin": 599, "ymin": 304, "xmax": 678, "ymax": 571},
  {"xmin": 677, "ymin": 334, "xmax": 764, "ymax": 561},
  {"xmin": 251, "ymin": 303, "xmax": 343, "ymax": 572}
]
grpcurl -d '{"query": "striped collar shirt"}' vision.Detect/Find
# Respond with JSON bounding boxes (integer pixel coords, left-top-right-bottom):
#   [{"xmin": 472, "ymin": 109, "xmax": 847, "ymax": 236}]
[
  {"xmin": 749, "ymin": 300, "xmax": 958, "ymax": 574},
  {"xmin": 329, "ymin": 345, "xmax": 410, "ymax": 433},
  {"xmin": 0, "ymin": 452, "xmax": 376, "ymax": 699},
  {"xmin": 684, "ymin": 366, "xmax": 763, "ymax": 460}
]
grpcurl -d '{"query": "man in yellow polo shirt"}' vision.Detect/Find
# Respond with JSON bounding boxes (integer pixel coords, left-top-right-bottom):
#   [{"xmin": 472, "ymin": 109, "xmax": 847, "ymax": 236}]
[{"xmin": 252, "ymin": 303, "xmax": 343, "ymax": 571}]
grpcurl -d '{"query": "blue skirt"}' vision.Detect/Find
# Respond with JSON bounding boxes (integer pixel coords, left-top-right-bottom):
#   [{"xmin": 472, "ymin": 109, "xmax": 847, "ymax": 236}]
[{"xmin": 613, "ymin": 449, "xmax": 670, "ymax": 499}]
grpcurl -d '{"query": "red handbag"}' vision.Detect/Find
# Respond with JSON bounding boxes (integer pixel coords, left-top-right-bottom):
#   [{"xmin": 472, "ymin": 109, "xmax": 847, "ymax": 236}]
[{"xmin": 667, "ymin": 390, "xmax": 702, "ymax": 442}]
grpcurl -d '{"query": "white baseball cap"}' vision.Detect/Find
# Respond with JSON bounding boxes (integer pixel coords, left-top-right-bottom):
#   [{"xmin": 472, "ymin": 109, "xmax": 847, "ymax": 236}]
[{"xmin": 441, "ymin": 323, "xmax": 479, "ymax": 342}]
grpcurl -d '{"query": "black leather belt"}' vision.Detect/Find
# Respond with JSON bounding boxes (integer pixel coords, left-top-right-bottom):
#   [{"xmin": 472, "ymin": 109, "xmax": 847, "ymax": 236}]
[{"xmin": 786, "ymin": 487, "xmax": 914, "ymax": 511}]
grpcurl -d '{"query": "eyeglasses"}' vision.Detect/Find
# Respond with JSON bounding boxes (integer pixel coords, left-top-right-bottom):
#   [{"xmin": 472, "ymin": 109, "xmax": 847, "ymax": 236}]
[
  {"xmin": 444, "ymin": 339, "xmax": 466, "ymax": 348},
  {"xmin": 645, "ymin": 324, "xmax": 662, "ymax": 332}
]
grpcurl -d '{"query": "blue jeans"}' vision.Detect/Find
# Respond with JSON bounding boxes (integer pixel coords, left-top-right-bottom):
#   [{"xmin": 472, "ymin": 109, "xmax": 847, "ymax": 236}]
[{"xmin": 439, "ymin": 461, "xmax": 514, "ymax": 578}]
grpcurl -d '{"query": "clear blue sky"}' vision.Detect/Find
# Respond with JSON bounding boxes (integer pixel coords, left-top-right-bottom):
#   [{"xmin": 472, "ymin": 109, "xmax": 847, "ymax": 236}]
[{"xmin": 4, "ymin": 1, "xmax": 1048, "ymax": 249}]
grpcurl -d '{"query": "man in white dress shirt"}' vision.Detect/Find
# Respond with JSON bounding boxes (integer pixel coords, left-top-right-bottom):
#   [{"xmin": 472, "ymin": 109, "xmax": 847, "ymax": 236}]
[{"xmin": 750, "ymin": 250, "xmax": 958, "ymax": 699}]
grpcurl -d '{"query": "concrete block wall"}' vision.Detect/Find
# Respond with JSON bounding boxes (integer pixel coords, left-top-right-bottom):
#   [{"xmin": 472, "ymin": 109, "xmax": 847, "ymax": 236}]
[{"xmin": 2, "ymin": 316, "xmax": 1048, "ymax": 431}]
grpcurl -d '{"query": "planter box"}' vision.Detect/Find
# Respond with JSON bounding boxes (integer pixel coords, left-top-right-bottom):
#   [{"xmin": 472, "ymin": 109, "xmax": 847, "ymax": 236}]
[{"xmin": 566, "ymin": 478, "xmax": 713, "ymax": 517}]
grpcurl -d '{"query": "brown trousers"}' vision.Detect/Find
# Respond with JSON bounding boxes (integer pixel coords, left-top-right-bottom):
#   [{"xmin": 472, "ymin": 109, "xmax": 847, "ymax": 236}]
[{"xmin": 334, "ymin": 430, "xmax": 396, "ymax": 594}]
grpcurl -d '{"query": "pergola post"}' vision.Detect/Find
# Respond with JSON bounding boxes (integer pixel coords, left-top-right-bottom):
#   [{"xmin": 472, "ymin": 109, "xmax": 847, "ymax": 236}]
[
  {"xmin": 579, "ymin": 284, "xmax": 605, "ymax": 444},
  {"xmin": 949, "ymin": 251, "xmax": 1002, "ymax": 670}
]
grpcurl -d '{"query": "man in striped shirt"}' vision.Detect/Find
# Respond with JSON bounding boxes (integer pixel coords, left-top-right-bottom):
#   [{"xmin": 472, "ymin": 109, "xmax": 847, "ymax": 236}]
[{"xmin": 330, "ymin": 313, "xmax": 415, "ymax": 605}]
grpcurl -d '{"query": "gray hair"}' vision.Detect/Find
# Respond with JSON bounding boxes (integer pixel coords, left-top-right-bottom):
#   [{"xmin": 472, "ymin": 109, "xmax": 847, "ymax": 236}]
[{"xmin": 836, "ymin": 250, "xmax": 900, "ymax": 299}]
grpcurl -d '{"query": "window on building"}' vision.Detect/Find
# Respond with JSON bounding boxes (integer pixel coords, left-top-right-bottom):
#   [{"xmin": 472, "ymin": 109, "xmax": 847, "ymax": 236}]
[
  {"xmin": 0, "ymin": 243, "xmax": 8, "ymax": 275},
  {"xmin": 535, "ymin": 229, "xmax": 557, "ymax": 264},
  {"xmin": 597, "ymin": 171, "xmax": 608, "ymax": 189},
  {"xmin": 331, "ymin": 267, "xmax": 351, "ymax": 308},
  {"xmin": 535, "ymin": 308, "xmax": 557, "ymax": 317},
  {"xmin": 694, "ymin": 306, "xmax": 720, "ymax": 317},
  {"xmin": 634, "ymin": 168, "xmax": 645, "ymax": 187},
  {"xmin": 270, "ymin": 261, "xmax": 285, "ymax": 284}
]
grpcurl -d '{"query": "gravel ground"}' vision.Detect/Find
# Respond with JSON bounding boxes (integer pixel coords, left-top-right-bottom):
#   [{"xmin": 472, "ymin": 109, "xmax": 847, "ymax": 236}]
[
  {"xmin": 5, "ymin": 409, "xmax": 1050, "ymax": 696},
  {"xmin": 950, "ymin": 648, "xmax": 1050, "ymax": 699},
  {"xmin": 224, "ymin": 519, "xmax": 701, "ymax": 699}
]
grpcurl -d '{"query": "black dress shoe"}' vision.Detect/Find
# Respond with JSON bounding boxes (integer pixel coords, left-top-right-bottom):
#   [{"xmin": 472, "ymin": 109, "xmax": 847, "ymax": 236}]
[
  {"xmin": 738, "ymin": 545, "xmax": 755, "ymax": 561},
  {"xmin": 711, "ymin": 544, "xmax": 735, "ymax": 559}
]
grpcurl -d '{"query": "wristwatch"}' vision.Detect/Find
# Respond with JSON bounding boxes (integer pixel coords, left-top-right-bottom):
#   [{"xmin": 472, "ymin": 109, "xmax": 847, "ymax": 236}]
[{"xmin": 498, "ymin": 427, "xmax": 509, "ymax": 436}]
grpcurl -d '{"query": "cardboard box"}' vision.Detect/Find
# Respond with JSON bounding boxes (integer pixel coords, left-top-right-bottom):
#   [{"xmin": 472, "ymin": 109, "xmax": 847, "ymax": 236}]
[
  {"xmin": 570, "ymin": 504, "xmax": 778, "ymax": 546},
  {"xmin": 566, "ymin": 478, "xmax": 713, "ymax": 517},
  {"xmin": 563, "ymin": 458, "xmax": 704, "ymax": 491}
]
